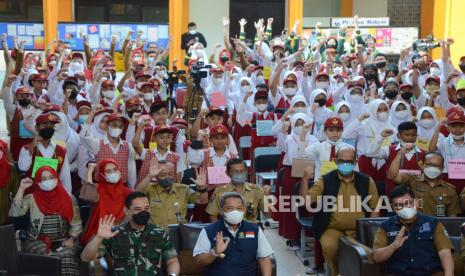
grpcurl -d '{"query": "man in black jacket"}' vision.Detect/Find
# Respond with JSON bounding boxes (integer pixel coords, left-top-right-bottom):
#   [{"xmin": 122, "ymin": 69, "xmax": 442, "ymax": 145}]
[{"xmin": 181, "ymin": 22, "xmax": 207, "ymax": 51}]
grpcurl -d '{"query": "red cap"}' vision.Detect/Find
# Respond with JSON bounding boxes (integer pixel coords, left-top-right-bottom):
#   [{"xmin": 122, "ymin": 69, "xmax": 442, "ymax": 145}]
[
  {"xmin": 254, "ymin": 90, "xmax": 269, "ymax": 101},
  {"xmin": 31, "ymin": 73, "xmax": 48, "ymax": 81},
  {"xmin": 15, "ymin": 87, "xmax": 32, "ymax": 95},
  {"xmin": 126, "ymin": 97, "xmax": 141, "ymax": 108},
  {"xmin": 76, "ymin": 101, "xmax": 92, "ymax": 111},
  {"xmin": 324, "ymin": 117, "xmax": 343, "ymax": 129},
  {"xmin": 399, "ymin": 83, "xmax": 413, "ymax": 90},
  {"xmin": 135, "ymin": 71, "xmax": 151, "ymax": 80},
  {"xmin": 425, "ymin": 76, "xmax": 440, "ymax": 84},
  {"xmin": 94, "ymin": 108, "xmax": 113, "ymax": 118},
  {"xmin": 315, "ymin": 72, "xmax": 329, "ymax": 79},
  {"xmin": 293, "ymin": 61, "xmax": 305, "ymax": 68},
  {"xmin": 140, "ymin": 82, "xmax": 154, "ymax": 90},
  {"xmin": 43, "ymin": 105, "xmax": 63, "ymax": 113},
  {"xmin": 106, "ymin": 113, "xmax": 129, "ymax": 126},
  {"xmin": 446, "ymin": 107, "xmax": 464, "ymax": 117},
  {"xmin": 253, "ymin": 66, "xmax": 264, "ymax": 72},
  {"xmin": 172, "ymin": 118, "xmax": 188, "ymax": 128},
  {"xmin": 210, "ymin": 124, "xmax": 229, "ymax": 136},
  {"xmin": 153, "ymin": 125, "xmax": 173, "ymax": 135},
  {"xmin": 101, "ymin": 80, "xmax": 115, "ymax": 88},
  {"xmin": 283, "ymin": 75, "xmax": 297, "ymax": 85},
  {"xmin": 71, "ymin": 53, "xmax": 84, "ymax": 60},
  {"xmin": 150, "ymin": 99, "xmax": 168, "ymax": 113},
  {"xmin": 36, "ymin": 113, "xmax": 59, "ymax": 125},
  {"xmin": 206, "ymin": 105, "xmax": 224, "ymax": 117},
  {"xmin": 149, "ymin": 78, "xmax": 161, "ymax": 88},
  {"xmin": 210, "ymin": 68, "xmax": 224, "ymax": 74},
  {"xmin": 447, "ymin": 111, "xmax": 465, "ymax": 124}
]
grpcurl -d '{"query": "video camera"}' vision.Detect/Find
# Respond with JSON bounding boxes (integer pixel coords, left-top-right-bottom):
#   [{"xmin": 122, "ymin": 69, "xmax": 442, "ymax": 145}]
[
  {"xmin": 412, "ymin": 35, "xmax": 440, "ymax": 51},
  {"xmin": 190, "ymin": 61, "xmax": 212, "ymax": 83},
  {"xmin": 166, "ymin": 70, "xmax": 186, "ymax": 88}
]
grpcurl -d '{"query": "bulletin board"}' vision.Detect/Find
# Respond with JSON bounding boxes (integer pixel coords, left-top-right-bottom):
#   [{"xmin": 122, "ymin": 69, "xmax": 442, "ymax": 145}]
[
  {"xmin": 57, "ymin": 22, "xmax": 170, "ymax": 51},
  {"xmin": 303, "ymin": 27, "xmax": 419, "ymax": 55},
  {"xmin": 0, "ymin": 22, "xmax": 45, "ymax": 50}
]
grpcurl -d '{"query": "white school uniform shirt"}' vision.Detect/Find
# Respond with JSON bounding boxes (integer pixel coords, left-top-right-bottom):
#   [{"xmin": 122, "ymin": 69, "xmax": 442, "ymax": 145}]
[
  {"xmin": 298, "ymin": 140, "xmax": 353, "ymax": 181},
  {"xmin": 193, "ymin": 222, "xmax": 273, "ymax": 258},
  {"xmin": 437, "ymin": 136, "xmax": 465, "ymax": 173},
  {"xmin": 81, "ymin": 135, "xmax": 137, "ymax": 188},
  {"xmin": 209, "ymin": 147, "xmax": 231, "ymax": 167},
  {"xmin": 235, "ymin": 103, "xmax": 278, "ymax": 128},
  {"xmin": 277, "ymin": 132, "xmax": 319, "ymax": 166},
  {"xmin": 18, "ymin": 142, "xmax": 72, "ymax": 194},
  {"xmin": 139, "ymin": 148, "xmax": 186, "ymax": 173}
]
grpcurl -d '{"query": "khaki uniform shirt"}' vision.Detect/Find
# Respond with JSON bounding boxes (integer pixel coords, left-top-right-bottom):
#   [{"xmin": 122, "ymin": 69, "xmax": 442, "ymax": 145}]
[
  {"xmin": 145, "ymin": 183, "xmax": 200, "ymax": 229},
  {"xmin": 398, "ymin": 174, "xmax": 462, "ymax": 216},
  {"xmin": 206, "ymin": 183, "xmax": 265, "ymax": 223},
  {"xmin": 307, "ymin": 173, "xmax": 380, "ymax": 231}
]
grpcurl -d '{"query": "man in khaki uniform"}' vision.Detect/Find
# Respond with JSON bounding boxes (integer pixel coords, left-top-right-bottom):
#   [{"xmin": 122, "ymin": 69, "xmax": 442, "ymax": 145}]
[
  {"xmin": 300, "ymin": 147, "xmax": 380, "ymax": 276},
  {"xmin": 388, "ymin": 148, "xmax": 462, "ymax": 217},
  {"xmin": 136, "ymin": 159, "xmax": 208, "ymax": 229},
  {"xmin": 206, "ymin": 158, "xmax": 266, "ymax": 223}
]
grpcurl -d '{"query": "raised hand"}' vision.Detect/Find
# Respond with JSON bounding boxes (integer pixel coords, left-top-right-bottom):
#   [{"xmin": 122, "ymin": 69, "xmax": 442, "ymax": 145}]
[
  {"xmin": 267, "ymin": 18, "xmax": 274, "ymax": 25},
  {"xmin": 380, "ymin": 129, "xmax": 394, "ymax": 138},
  {"xmin": 239, "ymin": 18, "xmax": 247, "ymax": 27},
  {"xmin": 97, "ymin": 215, "xmax": 119, "ymax": 240},
  {"xmin": 191, "ymin": 167, "xmax": 207, "ymax": 190},
  {"xmin": 215, "ymin": 232, "xmax": 230, "ymax": 254},
  {"xmin": 392, "ymin": 226, "xmax": 408, "ymax": 249},
  {"xmin": 20, "ymin": 178, "xmax": 34, "ymax": 190},
  {"xmin": 222, "ymin": 16, "xmax": 230, "ymax": 27},
  {"xmin": 149, "ymin": 157, "xmax": 161, "ymax": 178}
]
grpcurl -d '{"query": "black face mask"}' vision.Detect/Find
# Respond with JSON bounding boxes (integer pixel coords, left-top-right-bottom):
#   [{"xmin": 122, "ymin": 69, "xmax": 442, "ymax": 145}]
[
  {"xmin": 376, "ymin": 61, "xmax": 386, "ymax": 68},
  {"xmin": 159, "ymin": 178, "xmax": 173, "ymax": 189},
  {"xmin": 307, "ymin": 71, "xmax": 312, "ymax": 77},
  {"xmin": 459, "ymin": 64, "xmax": 465, "ymax": 74},
  {"xmin": 18, "ymin": 99, "xmax": 30, "ymax": 107},
  {"xmin": 364, "ymin": 73, "xmax": 377, "ymax": 82},
  {"xmin": 127, "ymin": 109, "xmax": 141, "ymax": 119},
  {"xmin": 111, "ymin": 73, "xmax": 116, "ymax": 80},
  {"xmin": 39, "ymin": 127, "xmax": 55, "ymax": 140},
  {"xmin": 132, "ymin": 211, "xmax": 151, "ymax": 226},
  {"xmin": 326, "ymin": 43, "xmax": 337, "ymax": 49},
  {"xmin": 384, "ymin": 90, "xmax": 398, "ymax": 99},
  {"xmin": 401, "ymin": 92, "xmax": 413, "ymax": 100},
  {"xmin": 315, "ymin": 98, "xmax": 326, "ymax": 107},
  {"xmin": 220, "ymin": 56, "xmax": 229, "ymax": 63},
  {"xmin": 69, "ymin": 90, "xmax": 78, "ymax": 100},
  {"xmin": 457, "ymin": 97, "xmax": 465, "ymax": 107}
]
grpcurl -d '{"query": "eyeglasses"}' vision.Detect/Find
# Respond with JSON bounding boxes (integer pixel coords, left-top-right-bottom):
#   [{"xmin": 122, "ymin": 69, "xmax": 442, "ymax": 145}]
[
  {"xmin": 393, "ymin": 200, "xmax": 415, "ymax": 210},
  {"xmin": 424, "ymin": 163, "xmax": 442, "ymax": 169},
  {"xmin": 335, "ymin": 159, "xmax": 356, "ymax": 164}
]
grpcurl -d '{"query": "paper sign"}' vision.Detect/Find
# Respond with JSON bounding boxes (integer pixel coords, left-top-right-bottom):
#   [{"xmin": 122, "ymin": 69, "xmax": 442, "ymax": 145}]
[
  {"xmin": 207, "ymin": 166, "xmax": 230, "ymax": 184},
  {"xmin": 376, "ymin": 28, "xmax": 392, "ymax": 48},
  {"xmin": 381, "ymin": 138, "xmax": 391, "ymax": 147},
  {"xmin": 32, "ymin": 157, "xmax": 58, "ymax": 177},
  {"xmin": 321, "ymin": 160, "xmax": 337, "ymax": 176},
  {"xmin": 89, "ymin": 25, "xmax": 98, "ymax": 34},
  {"xmin": 291, "ymin": 158, "xmax": 314, "ymax": 178},
  {"xmin": 263, "ymin": 66, "xmax": 272, "ymax": 80},
  {"xmin": 19, "ymin": 120, "xmax": 33, "ymax": 138},
  {"xmin": 256, "ymin": 120, "xmax": 273, "ymax": 136},
  {"xmin": 149, "ymin": 142, "xmax": 157, "ymax": 150},
  {"xmin": 399, "ymin": 169, "xmax": 421, "ymax": 176},
  {"xmin": 416, "ymin": 138, "xmax": 430, "ymax": 152},
  {"xmin": 433, "ymin": 107, "xmax": 446, "ymax": 120},
  {"xmin": 448, "ymin": 159, "xmax": 465, "ymax": 179},
  {"xmin": 211, "ymin": 92, "xmax": 226, "ymax": 107}
]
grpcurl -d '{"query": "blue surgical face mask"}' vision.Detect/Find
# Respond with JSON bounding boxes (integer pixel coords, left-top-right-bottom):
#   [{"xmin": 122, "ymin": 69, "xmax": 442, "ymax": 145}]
[
  {"xmin": 337, "ymin": 163, "xmax": 355, "ymax": 175},
  {"xmin": 78, "ymin": 114, "xmax": 89, "ymax": 124}
]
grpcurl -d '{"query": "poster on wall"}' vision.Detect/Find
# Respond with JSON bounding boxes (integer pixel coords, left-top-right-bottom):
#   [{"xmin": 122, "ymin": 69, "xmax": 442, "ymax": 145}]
[
  {"xmin": 303, "ymin": 27, "xmax": 418, "ymax": 55},
  {"xmin": 58, "ymin": 23, "xmax": 169, "ymax": 51},
  {"xmin": 0, "ymin": 22, "xmax": 44, "ymax": 50}
]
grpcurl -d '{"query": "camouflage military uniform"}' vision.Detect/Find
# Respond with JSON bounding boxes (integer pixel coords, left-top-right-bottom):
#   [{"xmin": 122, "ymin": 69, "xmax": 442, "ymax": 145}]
[{"xmin": 102, "ymin": 222, "xmax": 177, "ymax": 275}]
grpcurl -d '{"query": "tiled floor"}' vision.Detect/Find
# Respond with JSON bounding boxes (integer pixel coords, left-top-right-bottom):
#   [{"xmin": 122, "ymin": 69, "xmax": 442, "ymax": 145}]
[{"xmin": 263, "ymin": 227, "xmax": 323, "ymax": 276}]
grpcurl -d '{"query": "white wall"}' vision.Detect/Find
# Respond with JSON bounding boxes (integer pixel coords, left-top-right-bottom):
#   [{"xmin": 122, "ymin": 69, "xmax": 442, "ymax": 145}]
[
  {"xmin": 353, "ymin": 0, "xmax": 388, "ymax": 17},
  {"xmin": 189, "ymin": 0, "xmax": 229, "ymax": 56}
]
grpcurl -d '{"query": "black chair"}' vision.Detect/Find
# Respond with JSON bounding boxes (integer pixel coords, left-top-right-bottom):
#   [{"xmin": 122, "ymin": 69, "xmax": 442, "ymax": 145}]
[
  {"xmin": 253, "ymin": 147, "xmax": 281, "ymax": 186},
  {"xmin": 294, "ymin": 181, "xmax": 314, "ymax": 265},
  {"xmin": 0, "ymin": 224, "xmax": 61, "ymax": 275}
]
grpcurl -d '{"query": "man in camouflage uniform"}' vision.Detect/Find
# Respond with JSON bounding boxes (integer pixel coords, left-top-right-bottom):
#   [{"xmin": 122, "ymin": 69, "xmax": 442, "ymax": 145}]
[{"xmin": 81, "ymin": 192, "xmax": 180, "ymax": 276}]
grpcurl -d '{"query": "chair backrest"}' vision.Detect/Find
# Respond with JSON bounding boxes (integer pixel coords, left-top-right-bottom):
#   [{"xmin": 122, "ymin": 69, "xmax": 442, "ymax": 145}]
[
  {"xmin": 239, "ymin": 136, "xmax": 252, "ymax": 149},
  {"xmin": 0, "ymin": 224, "xmax": 18, "ymax": 273},
  {"xmin": 178, "ymin": 223, "xmax": 210, "ymax": 251},
  {"xmin": 253, "ymin": 147, "xmax": 280, "ymax": 172}
]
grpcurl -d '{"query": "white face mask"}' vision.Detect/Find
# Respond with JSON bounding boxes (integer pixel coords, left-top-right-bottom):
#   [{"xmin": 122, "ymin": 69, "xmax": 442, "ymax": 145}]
[
  {"xmin": 39, "ymin": 179, "xmax": 57, "ymax": 191},
  {"xmin": 103, "ymin": 90, "xmax": 114, "ymax": 99},
  {"xmin": 423, "ymin": 166, "xmax": 442, "ymax": 179},
  {"xmin": 339, "ymin": 112, "xmax": 351, "ymax": 121},
  {"xmin": 419, "ymin": 119, "xmax": 435, "ymax": 129},
  {"xmin": 316, "ymin": 81, "xmax": 329, "ymax": 89},
  {"xmin": 195, "ymin": 49, "xmax": 203, "ymax": 57},
  {"xmin": 232, "ymin": 73, "xmax": 240, "ymax": 79},
  {"xmin": 241, "ymin": 85, "xmax": 251, "ymax": 93},
  {"xmin": 157, "ymin": 70, "xmax": 166, "ymax": 78},
  {"xmin": 213, "ymin": 78, "xmax": 223, "ymax": 86},
  {"xmin": 430, "ymin": 67, "xmax": 441, "ymax": 76},
  {"xmin": 294, "ymin": 107, "xmax": 307, "ymax": 114},
  {"xmin": 144, "ymin": 93, "xmax": 154, "ymax": 101},
  {"xmin": 387, "ymin": 77, "xmax": 397, "ymax": 83},
  {"xmin": 333, "ymin": 67, "xmax": 343, "ymax": 75},
  {"xmin": 350, "ymin": 94, "xmax": 363, "ymax": 103},
  {"xmin": 452, "ymin": 134, "xmax": 464, "ymax": 140},
  {"xmin": 64, "ymin": 48, "xmax": 72, "ymax": 56},
  {"xmin": 70, "ymin": 61, "xmax": 83, "ymax": 73},
  {"xmin": 377, "ymin": 112, "xmax": 389, "ymax": 121},
  {"xmin": 256, "ymin": 76, "xmax": 265, "ymax": 84},
  {"xmin": 148, "ymin": 57, "xmax": 155, "ymax": 64},
  {"xmin": 108, "ymin": 127, "xmax": 122, "ymax": 138},
  {"xmin": 256, "ymin": 103, "xmax": 268, "ymax": 112},
  {"xmin": 394, "ymin": 110, "xmax": 409, "ymax": 120},
  {"xmin": 189, "ymin": 29, "xmax": 197, "ymax": 35},
  {"xmin": 284, "ymin": 87, "xmax": 297, "ymax": 96},
  {"xmin": 133, "ymin": 56, "xmax": 142, "ymax": 63},
  {"xmin": 397, "ymin": 207, "xmax": 417, "ymax": 220},
  {"xmin": 292, "ymin": 126, "xmax": 303, "ymax": 136},
  {"xmin": 223, "ymin": 210, "xmax": 244, "ymax": 224},
  {"xmin": 105, "ymin": 171, "xmax": 121, "ymax": 184},
  {"xmin": 48, "ymin": 60, "xmax": 56, "ymax": 66}
]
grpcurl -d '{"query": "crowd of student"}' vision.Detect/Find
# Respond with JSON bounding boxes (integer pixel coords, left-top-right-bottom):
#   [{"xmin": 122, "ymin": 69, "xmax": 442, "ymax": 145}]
[{"xmin": 1, "ymin": 13, "xmax": 465, "ymax": 275}]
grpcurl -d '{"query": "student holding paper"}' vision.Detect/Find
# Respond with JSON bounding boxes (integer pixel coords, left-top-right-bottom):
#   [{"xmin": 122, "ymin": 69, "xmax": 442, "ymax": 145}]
[{"xmin": 18, "ymin": 113, "xmax": 71, "ymax": 193}]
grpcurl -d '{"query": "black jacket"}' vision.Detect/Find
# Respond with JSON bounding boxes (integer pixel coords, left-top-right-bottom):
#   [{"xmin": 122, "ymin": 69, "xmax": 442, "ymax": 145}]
[{"xmin": 181, "ymin": 32, "xmax": 207, "ymax": 50}]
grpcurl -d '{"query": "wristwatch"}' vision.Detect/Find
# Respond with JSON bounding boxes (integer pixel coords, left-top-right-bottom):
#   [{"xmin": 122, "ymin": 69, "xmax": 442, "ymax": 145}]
[{"xmin": 168, "ymin": 274, "xmax": 177, "ymax": 276}]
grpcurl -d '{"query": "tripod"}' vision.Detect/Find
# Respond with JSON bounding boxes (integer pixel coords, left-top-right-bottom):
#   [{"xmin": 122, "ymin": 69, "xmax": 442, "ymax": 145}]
[{"xmin": 184, "ymin": 78, "xmax": 210, "ymax": 121}]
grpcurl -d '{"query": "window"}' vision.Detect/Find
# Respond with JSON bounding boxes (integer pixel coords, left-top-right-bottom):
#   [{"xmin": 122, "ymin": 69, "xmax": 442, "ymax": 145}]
[{"xmin": 0, "ymin": 0, "xmax": 43, "ymax": 21}]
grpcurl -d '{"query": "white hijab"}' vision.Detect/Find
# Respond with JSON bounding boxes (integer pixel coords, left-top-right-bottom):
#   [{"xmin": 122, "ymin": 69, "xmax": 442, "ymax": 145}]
[
  {"xmin": 334, "ymin": 101, "xmax": 355, "ymax": 125},
  {"xmin": 364, "ymin": 99, "xmax": 394, "ymax": 136},
  {"xmin": 389, "ymin": 101, "xmax": 411, "ymax": 129},
  {"xmin": 90, "ymin": 111, "xmax": 110, "ymax": 140},
  {"xmin": 416, "ymin": 106, "xmax": 438, "ymax": 140},
  {"xmin": 343, "ymin": 84, "xmax": 368, "ymax": 118}
]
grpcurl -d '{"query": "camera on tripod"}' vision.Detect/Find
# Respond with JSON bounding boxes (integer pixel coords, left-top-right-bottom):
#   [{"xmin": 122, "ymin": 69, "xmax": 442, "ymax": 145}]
[
  {"xmin": 189, "ymin": 61, "xmax": 212, "ymax": 82},
  {"xmin": 412, "ymin": 35, "xmax": 440, "ymax": 51}
]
